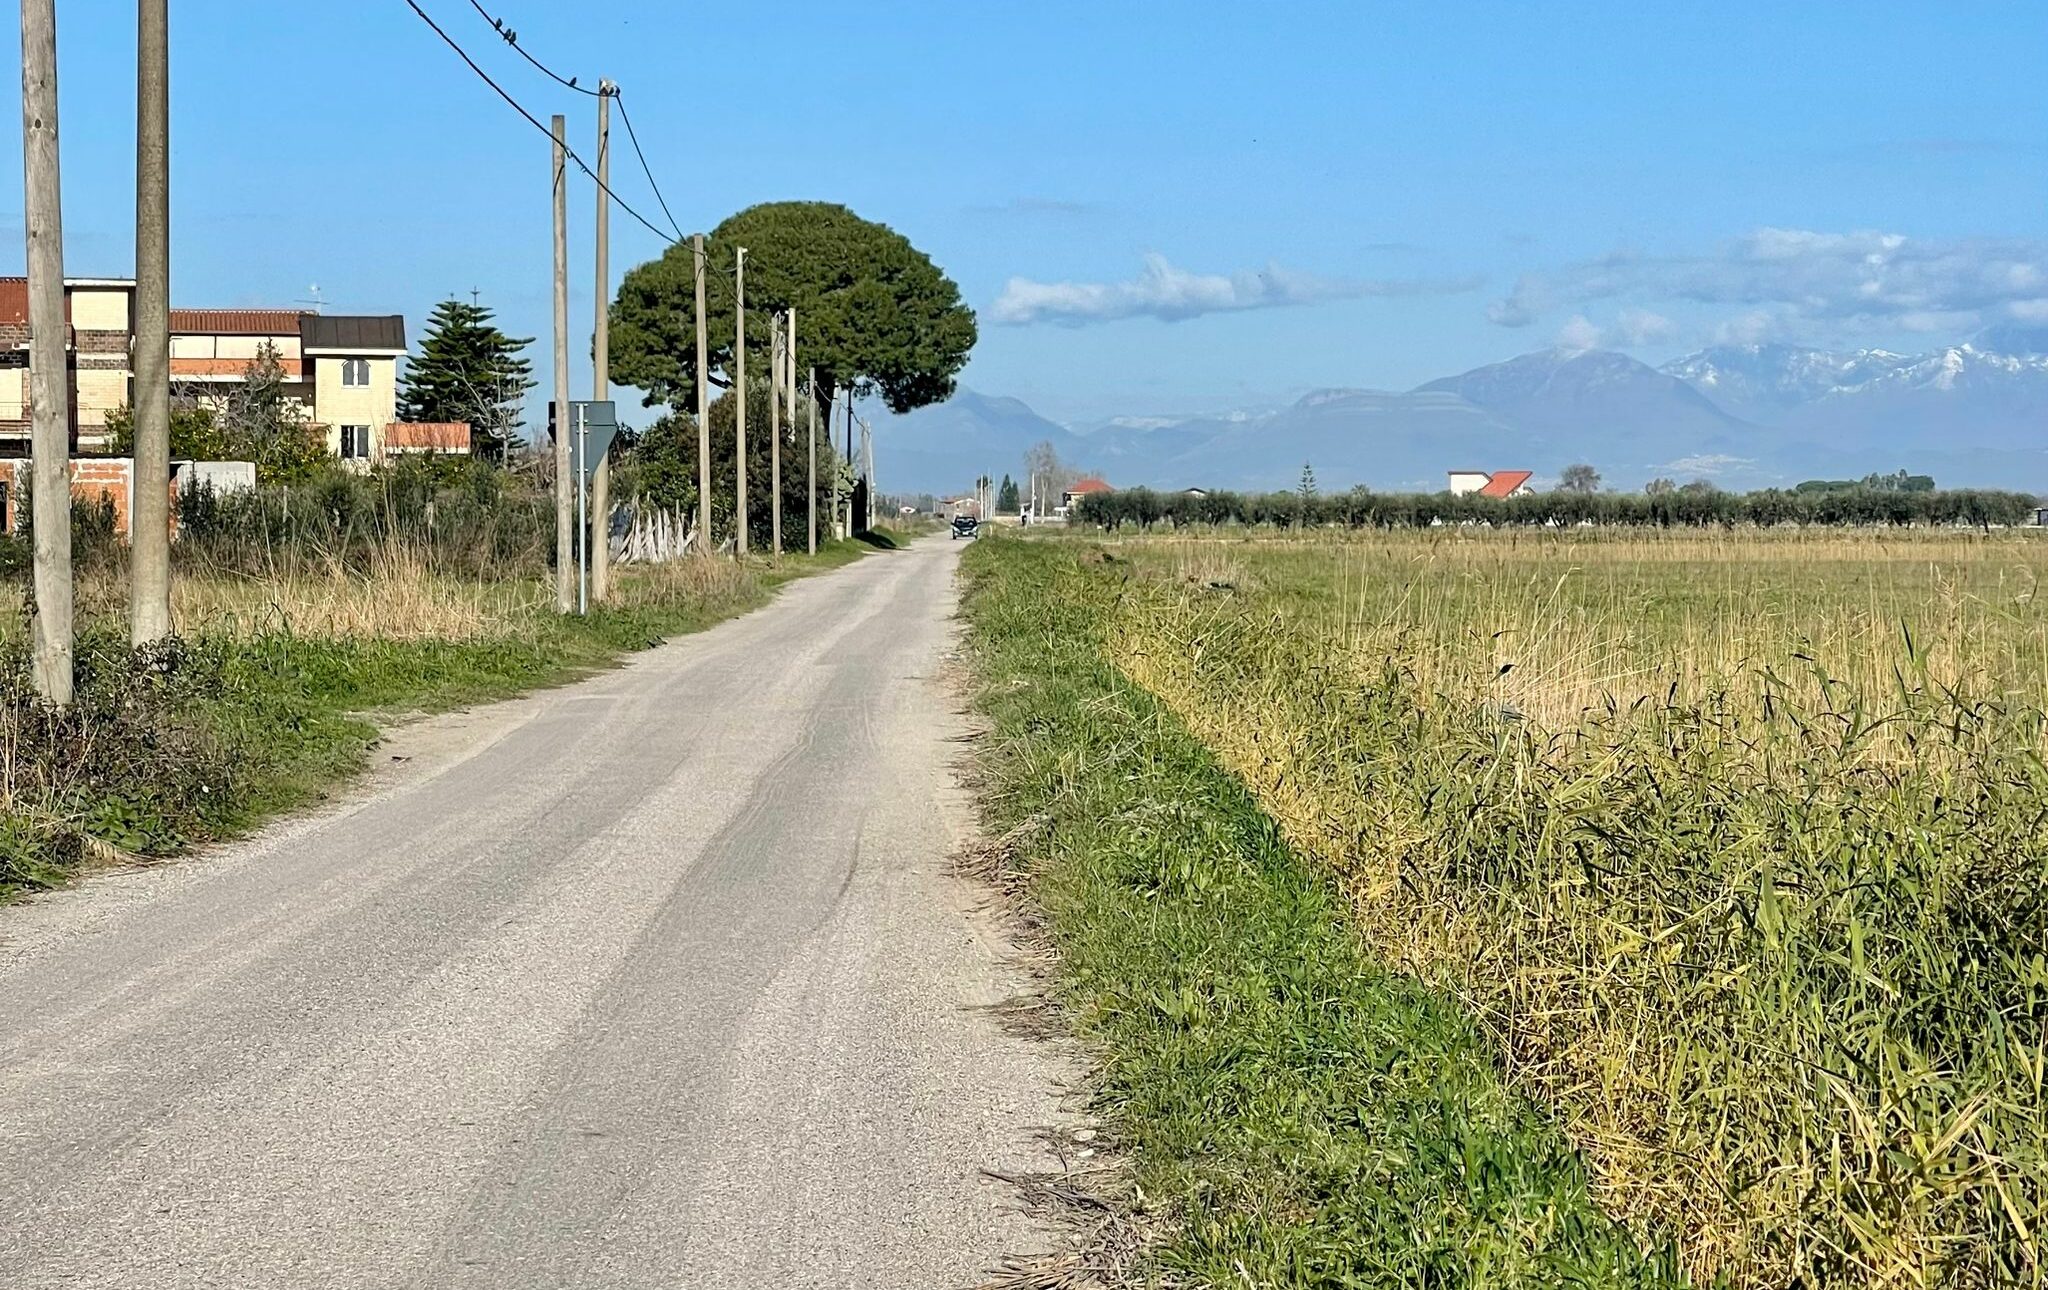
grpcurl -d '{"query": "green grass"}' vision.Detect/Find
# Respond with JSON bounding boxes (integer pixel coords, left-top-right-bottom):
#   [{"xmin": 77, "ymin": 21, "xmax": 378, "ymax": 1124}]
[
  {"xmin": 0, "ymin": 540, "xmax": 873, "ymax": 898},
  {"xmin": 960, "ymin": 537, "xmax": 1678, "ymax": 1287},
  {"xmin": 1080, "ymin": 528, "xmax": 2048, "ymax": 1286}
]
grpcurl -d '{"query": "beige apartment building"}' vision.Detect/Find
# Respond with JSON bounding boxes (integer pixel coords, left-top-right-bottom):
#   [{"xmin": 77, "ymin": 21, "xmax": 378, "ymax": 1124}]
[{"xmin": 0, "ymin": 278, "xmax": 444, "ymax": 463}]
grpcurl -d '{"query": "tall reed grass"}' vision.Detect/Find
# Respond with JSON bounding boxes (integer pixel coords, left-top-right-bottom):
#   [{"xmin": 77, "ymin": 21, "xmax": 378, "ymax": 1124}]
[{"xmin": 1092, "ymin": 527, "xmax": 2048, "ymax": 1286}]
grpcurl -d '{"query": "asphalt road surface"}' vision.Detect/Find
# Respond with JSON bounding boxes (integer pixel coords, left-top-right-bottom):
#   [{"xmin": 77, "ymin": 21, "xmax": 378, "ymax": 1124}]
[{"xmin": 0, "ymin": 538, "xmax": 1071, "ymax": 1289}]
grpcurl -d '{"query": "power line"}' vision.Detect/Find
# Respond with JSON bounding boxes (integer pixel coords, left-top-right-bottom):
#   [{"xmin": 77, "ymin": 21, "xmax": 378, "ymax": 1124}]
[
  {"xmin": 615, "ymin": 93, "xmax": 684, "ymax": 242},
  {"xmin": 465, "ymin": 0, "xmax": 601, "ymax": 95},
  {"xmin": 401, "ymin": 0, "xmax": 677, "ymax": 248},
  {"xmin": 461, "ymin": 1, "xmax": 682, "ymax": 248}
]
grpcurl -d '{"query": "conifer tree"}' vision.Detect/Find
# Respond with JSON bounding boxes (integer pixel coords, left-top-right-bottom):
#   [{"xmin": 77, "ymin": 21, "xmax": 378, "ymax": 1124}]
[{"xmin": 397, "ymin": 298, "xmax": 535, "ymax": 460}]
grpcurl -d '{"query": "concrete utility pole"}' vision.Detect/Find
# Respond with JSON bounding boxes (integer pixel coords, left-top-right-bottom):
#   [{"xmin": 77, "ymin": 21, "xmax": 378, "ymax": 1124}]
[
  {"xmin": 552, "ymin": 114, "xmax": 572, "ymax": 613},
  {"xmin": 828, "ymin": 386, "xmax": 841, "ymax": 541},
  {"xmin": 787, "ymin": 307, "xmax": 798, "ymax": 557},
  {"xmin": 21, "ymin": 0, "xmax": 70, "ymax": 704},
  {"xmin": 806, "ymin": 364, "xmax": 817, "ymax": 555},
  {"xmin": 733, "ymin": 246, "xmax": 747, "ymax": 555},
  {"xmin": 693, "ymin": 233, "xmax": 709, "ymax": 551},
  {"xmin": 768, "ymin": 311, "xmax": 781, "ymax": 561},
  {"xmin": 129, "ymin": 0, "xmax": 169, "ymax": 645},
  {"xmin": 862, "ymin": 419, "xmax": 875, "ymax": 532},
  {"xmin": 590, "ymin": 80, "xmax": 613, "ymax": 603}
]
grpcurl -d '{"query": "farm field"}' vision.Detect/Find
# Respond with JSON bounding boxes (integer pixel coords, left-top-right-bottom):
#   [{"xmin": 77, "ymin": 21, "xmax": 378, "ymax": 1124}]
[{"xmin": 963, "ymin": 528, "xmax": 2048, "ymax": 1287}]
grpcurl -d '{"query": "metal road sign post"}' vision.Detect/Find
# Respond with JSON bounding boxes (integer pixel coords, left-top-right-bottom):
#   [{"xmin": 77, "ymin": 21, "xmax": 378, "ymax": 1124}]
[{"xmin": 569, "ymin": 400, "xmax": 619, "ymax": 616}]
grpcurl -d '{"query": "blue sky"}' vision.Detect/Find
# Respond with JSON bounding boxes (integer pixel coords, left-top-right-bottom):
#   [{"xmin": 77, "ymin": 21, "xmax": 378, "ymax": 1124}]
[{"xmin": 1, "ymin": 1, "xmax": 2043, "ymax": 425}]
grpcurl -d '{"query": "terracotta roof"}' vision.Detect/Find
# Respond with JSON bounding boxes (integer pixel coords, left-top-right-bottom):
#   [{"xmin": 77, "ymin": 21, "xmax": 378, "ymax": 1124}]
[
  {"xmin": 170, "ymin": 308, "xmax": 305, "ymax": 335},
  {"xmin": 1065, "ymin": 476, "xmax": 1113, "ymax": 494},
  {"xmin": 1478, "ymin": 470, "xmax": 1534, "ymax": 498},
  {"xmin": 384, "ymin": 422, "xmax": 471, "ymax": 452}
]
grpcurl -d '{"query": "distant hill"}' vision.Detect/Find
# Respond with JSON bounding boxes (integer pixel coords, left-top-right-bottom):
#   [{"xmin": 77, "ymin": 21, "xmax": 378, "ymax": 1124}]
[
  {"xmin": 868, "ymin": 336, "xmax": 2048, "ymax": 496},
  {"xmin": 861, "ymin": 389, "xmax": 1079, "ymax": 497},
  {"xmin": 1659, "ymin": 341, "xmax": 2048, "ymax": 473}
]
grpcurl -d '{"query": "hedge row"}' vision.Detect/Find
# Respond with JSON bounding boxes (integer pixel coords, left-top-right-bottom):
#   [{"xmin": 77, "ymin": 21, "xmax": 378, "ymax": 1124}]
[{"xmin": 1073, "ymin": 485, "xmax": 2042, "ymax": 529}]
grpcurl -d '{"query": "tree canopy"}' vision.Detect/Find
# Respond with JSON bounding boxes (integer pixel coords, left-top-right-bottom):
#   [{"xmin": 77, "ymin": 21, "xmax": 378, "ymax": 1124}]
[
  {"xmin": 609, "ymin": 202, "xmax": 977, "ymax": 415},
  {"xmin": 397, "ymin": 298, "xmax": 535, "ymax": 460},
  {"xmin": 1558, "ymin": 463, "xmax": 1602, "ymax": 494}
]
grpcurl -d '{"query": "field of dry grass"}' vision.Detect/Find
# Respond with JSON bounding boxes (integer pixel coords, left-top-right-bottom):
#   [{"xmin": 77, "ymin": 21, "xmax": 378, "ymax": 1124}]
[
  {"xmin": 1078, "ymin": 526, "xmax": 2048, "ymax": 1286},
  {"xmin": 0, "ymin": 547, "xmax": 763, "ymax": 642}
]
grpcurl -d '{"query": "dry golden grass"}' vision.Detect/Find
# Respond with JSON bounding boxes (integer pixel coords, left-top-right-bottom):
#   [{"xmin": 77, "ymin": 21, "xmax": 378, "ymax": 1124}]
[
  {"xmin": 1089, "ymin": 527, "xmax": 2048, "ymax": 1287},
  {"xmin": 0, "ymin": 547, "xmax": 763, "ymax": 643},
  {"xmin": 1140, "ymin": 526, "xmax": 2048, "ymax": 731}
]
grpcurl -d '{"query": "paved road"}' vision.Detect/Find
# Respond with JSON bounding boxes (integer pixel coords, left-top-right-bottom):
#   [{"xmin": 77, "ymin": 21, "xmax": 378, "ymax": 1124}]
[{"xmin": 0, "ymin": 539, "xmax": 1069, "ymax": 1288}]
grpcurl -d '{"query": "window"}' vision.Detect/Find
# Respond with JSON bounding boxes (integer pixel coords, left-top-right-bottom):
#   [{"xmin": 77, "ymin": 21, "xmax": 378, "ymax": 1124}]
[
  {"xmin": 339, "ymin": 425, "xmax": 372, "ymax": 460},
  {"xmin": 341, "ymin": 357, "xmax": 370, "ymax": 387}
]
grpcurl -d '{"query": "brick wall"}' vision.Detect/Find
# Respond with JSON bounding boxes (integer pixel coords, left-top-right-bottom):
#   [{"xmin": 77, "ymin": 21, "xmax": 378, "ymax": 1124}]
[{"xmin": 0, "ymin": 458, "xmax": 174, "ymax": 539}]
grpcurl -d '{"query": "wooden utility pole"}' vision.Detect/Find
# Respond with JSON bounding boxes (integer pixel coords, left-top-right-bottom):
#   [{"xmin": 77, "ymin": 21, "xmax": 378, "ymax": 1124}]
[
  {"xmin": 693, "ymin": 233, "xmax": 709, "ymax": 550},
  {"xmin": 590, "ymin": 80, "xmax": 613, "ymax": 603},
  {"xmin": 130, "ymin": 0, "xmax": 170, "ymax": 645},
  {"xmin": 768, "ymin": 311, "xmax": 781, "ymax": 561},
  {"xmin": 806, "ymin": 364, "xmax": 817, "ymax": 555},
  {"xmin": 551, "ymin": 114, "xmax": 572, "ymax": 612},
  {"xmin": 786, "ymin": 307, "xmax": 798, "ymax": 556},
  {"xmin": 21, "ymin": 0, "xmax": 70, "ymax": 703},
  {"xmin": 844, "ymin": 398, "xmax": 856, "ymax": 537},
  {"xmin": 733, "ymin": 246, "xmax": 747, "ymax": 555}
]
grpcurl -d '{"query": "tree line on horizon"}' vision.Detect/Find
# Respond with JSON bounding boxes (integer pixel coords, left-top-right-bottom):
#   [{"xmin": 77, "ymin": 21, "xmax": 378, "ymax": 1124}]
[{"xmin": 1074, "ymin": 481, "xmax": 2041, "ymax": 529}]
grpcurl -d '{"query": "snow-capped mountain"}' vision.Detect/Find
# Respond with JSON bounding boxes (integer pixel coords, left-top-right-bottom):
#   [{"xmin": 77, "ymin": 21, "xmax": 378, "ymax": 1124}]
[
  {"xmin": 871, "ymin": 337, "xmax": 2048, "ymax": 496},
  {"xmin": 1660, "ymin": 342, "xmax": 2048, "ymax": 455},
  {"xmin": 1422, "ymin": 347, "xmax": 1752, "ymax": 440},
  {"xmin": 1659, "ymin": 344, "xmax": 1915, "ymax": 420}
]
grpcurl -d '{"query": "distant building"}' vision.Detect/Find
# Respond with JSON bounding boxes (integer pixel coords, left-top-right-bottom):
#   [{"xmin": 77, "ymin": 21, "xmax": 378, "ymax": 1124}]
[
  {"xmin": 0, "ymin": 277, "xmax": 138, "ymax": 452},
  {"xmin": 1448, "ymin": 469, "xmax": 1534, "ymax": 498},
  {"xmin": 0, "ymin": 276, "xmax": 436, "ymax": 465},
  {"xmin": 1062, "ymin": 476, "xmax": 1113, "ymax": 509}
]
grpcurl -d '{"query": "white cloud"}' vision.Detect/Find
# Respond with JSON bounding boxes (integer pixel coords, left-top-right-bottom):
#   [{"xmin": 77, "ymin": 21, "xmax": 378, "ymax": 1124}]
[
  {"xmin": 1488, "ymin": 228, "xmax": 2048, "ymax": 344},
  {"xmin": 1662, "ymin": 453, "xmax": 1754, "ymax": 475},
  {"xmin": 1554, "ymin": 314, "xmax": 1603, "ymax": 350},
  {"xmin": 992, "ymin": 253, "xmax": 1479, "ymax": 326},
  {"xmin": 1712, "ymin": 309, "xmax": 1779, "ymax": 345},
  {"xmin": 2009, "ymin": 298, "xmax": 2048, "ymax": 322},
  {"xmin": 1616, "ymin": 307, "xmax": 1676, "ymax": 345}
]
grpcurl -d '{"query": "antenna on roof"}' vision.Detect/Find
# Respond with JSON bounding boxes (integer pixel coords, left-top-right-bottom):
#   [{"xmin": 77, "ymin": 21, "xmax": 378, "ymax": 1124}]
[{"xmin": 294, "ymin": 283, "xmax": 324, "ymax": 312}]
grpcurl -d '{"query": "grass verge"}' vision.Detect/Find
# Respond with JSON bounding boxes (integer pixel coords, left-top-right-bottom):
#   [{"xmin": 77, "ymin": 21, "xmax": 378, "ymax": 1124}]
[
  {"xmin": 0, "ymin": 540, "xmax": 872, "ymax": 897},
  {"xmin": 959, "ymin": 537, "xmax": 1678, "ymax": 1287}
]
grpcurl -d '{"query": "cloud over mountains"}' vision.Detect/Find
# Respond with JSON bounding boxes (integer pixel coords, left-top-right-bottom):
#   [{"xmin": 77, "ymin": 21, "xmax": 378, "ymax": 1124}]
[
  {"xmin": 1491, "ymin": 228, "xmax": 2048, "ymax": 342},
  {"xmin": 991, "ymin": 253, "xmax": 1480, "ymax": 326}
]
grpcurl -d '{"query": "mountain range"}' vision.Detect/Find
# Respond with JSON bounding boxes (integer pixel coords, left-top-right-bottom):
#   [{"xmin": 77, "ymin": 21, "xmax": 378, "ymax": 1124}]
[{"xmin": 872, "ymin": 333, "xmax": 2048, "ymax": 496}]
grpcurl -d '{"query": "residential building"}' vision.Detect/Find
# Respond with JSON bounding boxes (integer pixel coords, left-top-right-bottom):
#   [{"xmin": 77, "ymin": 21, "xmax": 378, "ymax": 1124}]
[
  {"xmin": 0, "ymin": 278, "xmax": 440, "ymax": 465},
  {"xmin": 1062, "ymin": 476, "xmax": 1113, "ymax": 509},
  {"xmin": 0, "ymin": 276, "xmax": 138, "ymax": 453},
  {"xmin": 1447, "ymin": 469, "xmax": 1535, "ymax": 498},
  {"xmin": 175, "ymin": 310, "xmax": 409, "ymax": 462}
]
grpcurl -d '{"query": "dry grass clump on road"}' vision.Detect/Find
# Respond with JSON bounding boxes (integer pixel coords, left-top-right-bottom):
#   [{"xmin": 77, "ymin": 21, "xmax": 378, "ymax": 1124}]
[{"xmin": 1095, "ymin": 527, "xmax": 2048, "ymax": 1285}]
